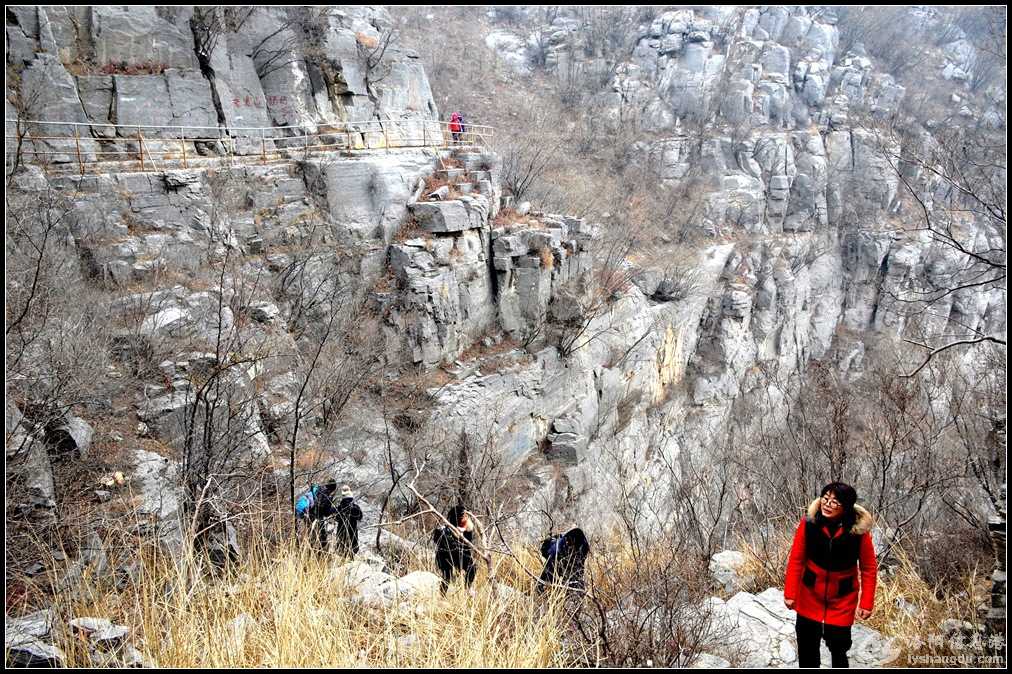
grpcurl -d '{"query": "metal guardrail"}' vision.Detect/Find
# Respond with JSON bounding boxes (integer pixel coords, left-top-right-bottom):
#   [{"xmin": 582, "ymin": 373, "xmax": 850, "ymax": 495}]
[{"xmin": 4, "ymin": 118, "xmax": 494, "ymax": 174}]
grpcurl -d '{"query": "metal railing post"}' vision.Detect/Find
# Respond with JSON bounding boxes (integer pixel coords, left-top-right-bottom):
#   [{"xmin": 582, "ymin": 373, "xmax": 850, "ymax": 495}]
[
  {"xmin": 74, "ymin": 126, "xmax": 84, "ymax": 175},
  {"xmin": 260, "ymin": 128, "xmax": 266, "ymax": 164},
  {"xmin": 137, "ymin": 130, "xmax": 145, "ymax": 171}
]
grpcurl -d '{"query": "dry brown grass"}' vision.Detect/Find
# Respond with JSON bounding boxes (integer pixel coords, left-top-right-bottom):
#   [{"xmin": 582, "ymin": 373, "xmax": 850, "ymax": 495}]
[
  {"xmin": 537, "ymin": 245, "xmax": 554, "ymax": 270},
  {"xmin": 32, "ymin": 536, "xmax": 568, "ymax": 667},
  {"xmin": 866, "ymin": 550, "xmax": 991, "ymax": 666},
  {"xmin": 64, "ymin": 59, "xmax": 168, "ymax": 76},
  {"xmin": 492, "ymin": 208, "xmax": 541, "ymax": 230},
  {"xmin": 457, "ymin": 332, "xmax": 521, "ymax": 368},
  {"xmin": 422, "ymin": 173, "xmax": 464, "ymax": 200},
  {"xmin": 355, "ymin": 32, "xmax": 379, "ymax": 49},
  {"xmin": 392, "ymin": 215, "xmax": 426, "ymax": 243}
]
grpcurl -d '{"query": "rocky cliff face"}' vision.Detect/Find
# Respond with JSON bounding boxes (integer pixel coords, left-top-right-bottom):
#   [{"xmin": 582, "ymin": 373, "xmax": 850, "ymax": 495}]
[
  {"xmin": 424, "ymin": 6, "xmax": 1005, "ymax": 529},
  {"xmin": 6, "ymin": 5, "xmax": 1006, "ymax": 566},
  {"xmin": 6, "ymin": 6, "xmax": 436, "ymax": 163}
]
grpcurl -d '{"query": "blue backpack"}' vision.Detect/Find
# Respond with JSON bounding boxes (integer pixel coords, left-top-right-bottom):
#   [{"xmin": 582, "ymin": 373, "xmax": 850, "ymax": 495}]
[{"xmin": 295, "ymin": 485, "xmax": 320, "ymax": 518}]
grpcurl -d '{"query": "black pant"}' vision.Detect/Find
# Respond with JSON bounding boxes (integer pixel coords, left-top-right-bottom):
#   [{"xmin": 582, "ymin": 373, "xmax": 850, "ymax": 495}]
[
  {"xmin": 309, "ymin": 518, "xmax": 328, "ymax": 552},
  {"xmin": 439, "ymin": 563, "xmax": 476, "ymax": 595},
  {"xmin": 796, "ymin": 614, "xmax": 852, "ymax": 668}
]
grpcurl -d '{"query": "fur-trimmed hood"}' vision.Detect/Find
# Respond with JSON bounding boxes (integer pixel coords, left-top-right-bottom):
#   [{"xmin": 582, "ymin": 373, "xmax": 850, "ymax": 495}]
[{"xmin": 806, "ymin": 498, "xmax": 874, "ymax": 535}]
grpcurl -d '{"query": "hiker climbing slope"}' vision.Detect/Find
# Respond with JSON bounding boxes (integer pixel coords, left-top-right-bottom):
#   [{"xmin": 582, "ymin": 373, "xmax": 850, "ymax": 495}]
[
  {"xmin": 296, "ymin": 479, "xmax": 339, "ymax": 552},
  {"xmin": 433, "ymin": 505, "xmax": 478, "ymax": 595},
  {"xmin": 538, "ymin": 528, "xmax": 590, "ymax": 593},
  {"xmin": 333, "ymin": 485, "xmax": 363, "ymax": 557}
]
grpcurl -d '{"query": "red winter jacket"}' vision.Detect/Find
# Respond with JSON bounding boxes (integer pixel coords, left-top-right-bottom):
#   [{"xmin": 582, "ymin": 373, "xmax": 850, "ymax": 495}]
[
  {"xmin": 449, "ymin": 114, "xmax": 462, "ymax": 133},
  {"xmin": 784, "ymin": 499, "xmax": 877, "ymax": 627}
]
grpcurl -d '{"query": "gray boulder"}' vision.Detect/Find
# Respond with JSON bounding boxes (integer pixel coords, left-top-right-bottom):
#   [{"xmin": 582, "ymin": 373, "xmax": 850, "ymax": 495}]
[
  {"xmin": 58, "ymin": 530, "xmax": 111, "ymax": 593},
  {"xmin": 427, "ymin": 185, "xmax": 450, "ymax": 201},
  {"xmin": 382, "ymin": 571, "xmax": 443, "ymax": 603},
  {"xmin": 44, "ymin": 415, "xmax": 94, "ymax": 459},
  {"xmin": 132, "ymin": 449, "xmax": 184, "ymax": 556},
  {"xmin": 709, "ymin": 549, "xmax": 752, "ymax": 593},
  {"xmin": 704, "ymin": 588, "xmax": 899, "ymax": 667},
  {"xmin": 5, "ymin": 610, "xmax": 64, "ymax": 667},
  {"xmin": 761, "ymin": 44, "xmax": 792, "ymax": 80},
  {"xmin": 20, "ymin": 56, "xmax": 98, "ymax": 162},
  {"xmin": 69, "ymin": 616, "xmax": 131, "ymax": 647},
  {"xmin": 301, "ymin": 154, "xmax": 433, "ymax": 241},
  {"xmin": 76, "ymin": 76, "xmax": 116, "ymax": 136},
  {"xmin": 689, "ymin": 653, "xmax": 732, "ymax": 668},
  {"xmin": 330, "ymin": 559, "xmax": 397, "ymax": 607},
  {"xmin": 6, "ymin": 404, "xmax": 56, "ymax": 519},
  {"xmin": 411, "ymin": 201, "xmax": 474, "ymax": 233}
]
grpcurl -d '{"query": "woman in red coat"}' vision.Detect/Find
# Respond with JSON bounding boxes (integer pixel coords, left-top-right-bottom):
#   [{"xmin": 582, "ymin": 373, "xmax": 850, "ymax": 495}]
[
  {"xmin": 783, "ymin": 482, "xmax": 877, "ymax": 668},
  {"xmin": 449, "ymin": 112, "xmax": 463, "ymax": 144}
]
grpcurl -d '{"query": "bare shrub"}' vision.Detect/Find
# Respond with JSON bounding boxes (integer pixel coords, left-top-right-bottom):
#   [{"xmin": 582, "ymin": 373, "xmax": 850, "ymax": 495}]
[
  {"xmin": 835, "ymin": 7, "xmax": 931, "ymax": 77},
  {"xmin": 569, "ymin": 538, "xmax": 723, "ymax": 667},
  {"xmin": 499, "ymin": 110, "xmax": 563, "ymax": 203},
  {"xmin": 6, "ymin": 183, "xmax": 113, "ymax": 457}
]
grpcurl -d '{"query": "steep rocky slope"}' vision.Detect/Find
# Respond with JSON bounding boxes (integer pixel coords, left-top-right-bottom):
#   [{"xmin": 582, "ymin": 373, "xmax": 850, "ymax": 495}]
[{"xmin": 5, "ymin": 6, "xmax": 1006, "ymax": 667}]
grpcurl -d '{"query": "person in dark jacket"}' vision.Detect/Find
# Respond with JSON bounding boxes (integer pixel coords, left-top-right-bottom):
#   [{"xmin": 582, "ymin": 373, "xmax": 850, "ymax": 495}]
[
  {"xmin": 538, "ymin": 527, "xmax": 590, "ymax": 594},
  {"xmin": 306, "ymin": 479, "xmax": 339, "ymax": 552},
  {"xmin": 784, "ymin": 482, "xmax": 877, "ymax": 668},
  {"xmin": 433, "ymin": 504, "xmax": 477, "ymax": 595},
  {"xmin": 333, "ymin": 484, "xmax": 363, "ymax": 557}
]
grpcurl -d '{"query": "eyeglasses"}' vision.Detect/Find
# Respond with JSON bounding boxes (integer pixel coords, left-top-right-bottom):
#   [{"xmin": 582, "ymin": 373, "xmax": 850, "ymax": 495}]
[{"xmin": 821, "ymin": 495, "xmax": 841, "ymax": 508}]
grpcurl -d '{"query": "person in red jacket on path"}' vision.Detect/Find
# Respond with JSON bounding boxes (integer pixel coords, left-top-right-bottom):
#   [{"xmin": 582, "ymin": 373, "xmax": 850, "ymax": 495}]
[
  {"xmin": 449, "ymin": 112, "xmax": 463, "ymax": 144},
  {"xmin": 783, "ymin": 482, "xmax": 877, "ymax": 668}
]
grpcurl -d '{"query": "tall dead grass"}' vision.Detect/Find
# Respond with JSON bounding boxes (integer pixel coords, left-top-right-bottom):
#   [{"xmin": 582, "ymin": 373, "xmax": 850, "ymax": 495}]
[{"xmin": 40, "ymin": 537, "xmax": 569, "ymax": 668}]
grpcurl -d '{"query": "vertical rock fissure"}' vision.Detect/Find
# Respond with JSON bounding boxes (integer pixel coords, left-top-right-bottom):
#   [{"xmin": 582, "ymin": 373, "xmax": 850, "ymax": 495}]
[{"xmin": 189, "ymin": 19, "xmax": 227, "ymax": 130}]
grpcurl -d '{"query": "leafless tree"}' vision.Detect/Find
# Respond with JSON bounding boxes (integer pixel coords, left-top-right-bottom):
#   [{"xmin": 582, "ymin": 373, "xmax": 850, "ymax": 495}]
[
  {"xmin": 862, "ymin": 118, "xmax": 1006, "ymax": 376},
  {"xmin": 835, "ymin": 7, "xmax": 931, "ymax": 77},
  {"xmin": 526, "ymin": 7, "xmax": 560, "ymax": 71},
  {"xmin": 550, "ymin": 233, "xmax": 636, "ymax": 359},
  {"xmin": 362, "ymin": 28, "xmax": 399, "ymax": 86},
  {"xmin": 249, "ymin": 8, "xmax": 335, "ymax": 81},
  {"xmin": 190, "ymin": 7, "xmax": 257, "ymax": 126},
  {"xmin": 724, "ymin": 348, "xmax": 993, "ymax": 570},
  {"xmin": 569, "ymin": 545, "xmax": 723, "ymax": 667},
  {"xmin": 191, "ymin": 8, "xmax": 257, "ymax": 67},
  {"xmin": 499, "ymin": 110, "xmax": 564, "ymax": 203},
  {"xmin": 573, "ymin": 7, "xmax": 638, "ymax": 61},
  {"xmin": 5, "ymin": 59, "xmax": 64, "ymax": 181},
  {"xmin": 6, "ymin": 183, "xmax": 112, "ymax": 459},
  {"xmin": 281, "ymin": 284, "xmax": 384, "ymax": 525},
  {"xmin": 563, "ymin": 435, "xmax": 731, "ymax": 666}
]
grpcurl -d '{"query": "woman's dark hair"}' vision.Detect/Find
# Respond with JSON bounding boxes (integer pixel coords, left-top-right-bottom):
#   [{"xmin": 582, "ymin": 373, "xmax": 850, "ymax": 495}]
[
  {"xmin": 818, "ymin": 482, "xmax": 858, "ymax": 531},
  {"xmin": 445, "ymin": 504, "xmax": 467, "ymax": 525},
  {"xmin": 564, "ymin": 527, "xmax": 590, "ymax": 555}
]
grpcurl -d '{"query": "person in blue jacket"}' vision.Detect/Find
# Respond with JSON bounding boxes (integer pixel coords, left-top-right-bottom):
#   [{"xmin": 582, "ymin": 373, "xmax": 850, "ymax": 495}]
[{"xmin": 538, "ymin": 527, "xmax": 590, "ymax": 593}]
